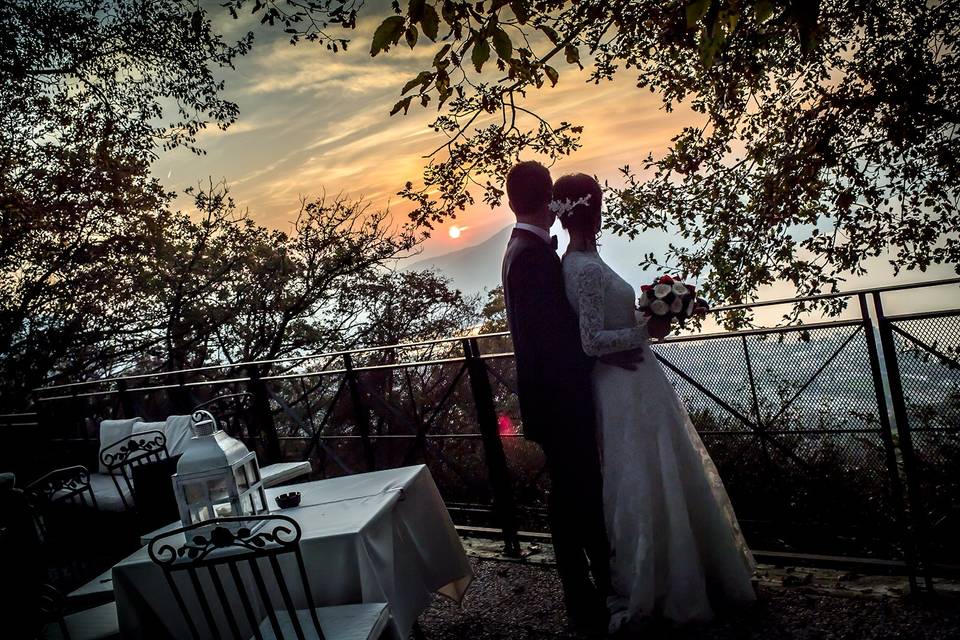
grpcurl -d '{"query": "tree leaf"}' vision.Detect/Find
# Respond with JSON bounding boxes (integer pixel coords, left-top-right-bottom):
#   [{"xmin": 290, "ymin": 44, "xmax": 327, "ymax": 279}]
[
  {"xmin": 564, "ymin": 44, "xmax": 580, "ymax": 66},
  {"xmin": 408, "ymin": 0, "xmax": 426, "ymax": 23},
  {"xmin": 370, "ymin": 16, "xmax": 406, "ymax": 56},
  {"xmin": 686, "ymin": 0, "xmax": 711, "ymax": 29},
  {"xmin": 544, "ymin": 64, "xmax": 559, "ymax": 86},
  {"xmin": 472, "ymin": 38, "xmax": 490, "ymax": 72},
  {"xmin": 421, "ymin": 5, "xmax": 440, "ymax": 41},
  {"xmin": 511, "ymin": 0, "xmax": 529, "ymax": 25},
  {"xmin": 390, "ymin": 96, "xmax": 414, "ymax": 116},
  {"xmin": 433, "ymin": 43, "xmax": 451, "ymax": 66},
  {"xmin": 492, "ymin": 27, "xmax": 512, "ymax": 61},
  {"xmin": 402, "ymin": 71, "xmax": 433, "ymax": 95},
  {"xmin": 405, "ymin": 26, "xmax": 419, "ymax": 48},
  {"xmin": 538, "ymin": 25, "xmax": 560, "ymax": 45}
]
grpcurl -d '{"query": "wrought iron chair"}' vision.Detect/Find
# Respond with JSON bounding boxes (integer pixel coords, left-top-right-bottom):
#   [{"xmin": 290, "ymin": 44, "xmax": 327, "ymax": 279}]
[
  {"xmin": 148, "ymin": 514, "xmax": 391, "ymax": 640},
  {"xmin": 25, "ymin": 466, "xmax": 98, "ymax": 540},
  {"xmin": 99, "ymin": 429, "xmax": 169, "ymax": 512}
]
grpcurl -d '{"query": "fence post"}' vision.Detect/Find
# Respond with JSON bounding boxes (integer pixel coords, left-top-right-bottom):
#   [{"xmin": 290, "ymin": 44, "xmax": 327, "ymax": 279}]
[
  {"xmin": 116, "ymin": 379, "xmax": 135, "ymax": 419},
  {"xmin": 245, "ymin": 364, "xmax": 282, "ymax": 463},
  {"xmin": 463, "ymin": 338, "xmax": 521, "ymax": 558},
  {"xmin": 858, "ymin": 294, "xmax": 919, "ymax": 593},
  {"xmin": 872, "ymin": 292, "xmax": 935, "ymax": 592},
  {"xmin": 66, "ymin": 387, "xmax": 92, "ymax": 444},
  {"xmin": 741, "ymin": 335, "xmax": 772, "ymax": 466},
  {"xmin": 170, "ymin": 372, "xmax": 194, "ymax": 414},
  {"xmin": 344, "ymin": 353, "xmax": 376, "ymax": 472}
]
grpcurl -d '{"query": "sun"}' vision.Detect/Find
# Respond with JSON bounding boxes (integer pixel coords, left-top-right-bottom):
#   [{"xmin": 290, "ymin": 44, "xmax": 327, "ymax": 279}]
[{"xmin": 448, "ymin": 226, "xmax": 462, "ymax": 239}]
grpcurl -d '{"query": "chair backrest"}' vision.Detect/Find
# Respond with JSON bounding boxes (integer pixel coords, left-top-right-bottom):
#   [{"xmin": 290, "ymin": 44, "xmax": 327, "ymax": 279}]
[
  {"xmin": 25, "ymin": 466, "xmax": 98, "ymax": 538},
  {"xmin": 148, "ymin": 514, "xmax": 325, "ymax": 640},
  {"xmin": 25, "ymin": 466, "xmax": 97, "ymax": 510},
  {"xmin": 100, "ymin": 429, "xmax": 169, "ymax": 511}
]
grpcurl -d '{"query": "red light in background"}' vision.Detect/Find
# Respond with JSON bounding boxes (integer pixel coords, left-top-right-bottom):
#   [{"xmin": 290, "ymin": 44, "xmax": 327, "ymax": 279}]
[{"xmin": 497, "ymin": 414, "xmax": 514, "ymax": 436}]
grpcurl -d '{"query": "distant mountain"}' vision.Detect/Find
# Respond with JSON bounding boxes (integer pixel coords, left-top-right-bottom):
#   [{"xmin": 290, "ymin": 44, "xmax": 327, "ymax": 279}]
[
  {"xmin": 407, "ymin": 223, "xmax": 672, "ymax": 298},
  {"xmin": 408, "ymin": 225, "xmax": 513, "ymax": 296}
]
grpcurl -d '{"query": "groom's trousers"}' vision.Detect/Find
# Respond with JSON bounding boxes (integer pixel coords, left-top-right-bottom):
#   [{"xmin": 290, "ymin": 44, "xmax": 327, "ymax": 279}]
[{"xmin": 541, "ymin": 430, "xmax": 611, "ymax": 613}]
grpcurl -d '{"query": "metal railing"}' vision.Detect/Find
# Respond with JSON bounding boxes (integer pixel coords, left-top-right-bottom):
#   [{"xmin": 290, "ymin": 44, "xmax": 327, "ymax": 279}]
[{"xmin": 14, "ymin": 278, "xmax": 960, "ymax": 591}]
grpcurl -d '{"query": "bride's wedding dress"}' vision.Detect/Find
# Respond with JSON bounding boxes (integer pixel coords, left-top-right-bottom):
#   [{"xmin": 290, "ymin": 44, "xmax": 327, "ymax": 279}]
[{"xmin": 562, "ymin": 249, "xmax": 756, "ymax": 629}]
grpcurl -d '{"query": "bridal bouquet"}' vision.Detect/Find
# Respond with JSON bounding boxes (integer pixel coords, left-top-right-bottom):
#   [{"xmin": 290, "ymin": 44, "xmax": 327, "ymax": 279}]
[{"xmin": 638, "ymin": 275, "xmax": 699, "ymax": 321}]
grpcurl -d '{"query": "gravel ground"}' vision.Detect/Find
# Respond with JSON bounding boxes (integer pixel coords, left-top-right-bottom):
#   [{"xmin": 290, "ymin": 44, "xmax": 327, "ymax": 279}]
[{"xmin": 417, "ymin": 558, "xmax": 960, "ymax": 640}]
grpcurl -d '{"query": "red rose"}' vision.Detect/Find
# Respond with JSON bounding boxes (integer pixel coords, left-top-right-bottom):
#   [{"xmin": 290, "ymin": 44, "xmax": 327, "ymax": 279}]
[
  {"xmin": 640, "ymin": 284, "xmax": 652, "ymax": 292},
  {"xmin": 658, "ymin": 275, "xmax": 674, "ymax": 284}
]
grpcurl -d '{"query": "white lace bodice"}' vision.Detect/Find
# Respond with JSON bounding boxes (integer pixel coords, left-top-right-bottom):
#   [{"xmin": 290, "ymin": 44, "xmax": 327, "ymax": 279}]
[{"xmin": 562, "ymin": 250, "xmax": 649, "ymax": 356}]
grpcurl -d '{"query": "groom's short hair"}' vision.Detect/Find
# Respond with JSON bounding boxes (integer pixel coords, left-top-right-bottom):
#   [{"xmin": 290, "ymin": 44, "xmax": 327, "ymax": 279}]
[{"xmin": 506, "ymin": 161, "xmax": 553, "ymax": 216}]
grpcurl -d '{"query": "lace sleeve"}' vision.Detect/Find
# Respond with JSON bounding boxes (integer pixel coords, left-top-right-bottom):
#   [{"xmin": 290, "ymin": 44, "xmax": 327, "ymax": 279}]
[{"xmin": 577, "ymin": 261, "xmax": 649, "ymax": 357}]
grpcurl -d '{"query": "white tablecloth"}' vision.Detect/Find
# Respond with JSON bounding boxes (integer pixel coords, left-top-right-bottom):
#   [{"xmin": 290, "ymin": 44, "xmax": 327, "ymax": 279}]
[{"xmin": 112, "ymin": 465, "xmax": 472, "ymax": 639}]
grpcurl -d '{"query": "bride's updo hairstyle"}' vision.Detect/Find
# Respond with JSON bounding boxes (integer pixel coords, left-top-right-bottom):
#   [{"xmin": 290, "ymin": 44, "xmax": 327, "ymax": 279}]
[{"xmin": 553, "ymin": 173, "xmax": 603, "ymax": 240}]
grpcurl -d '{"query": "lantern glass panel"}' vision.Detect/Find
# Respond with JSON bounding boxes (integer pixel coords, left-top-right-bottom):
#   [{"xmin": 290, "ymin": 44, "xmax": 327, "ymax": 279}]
[
  {"xmin": 252, "ymin": 490, "xmax": 264, "ymax": 514},
  {"xmin": 235, "ymin": 466, "xmax": 249, "ymax": 491},
  {"xmin": 184, "ymin": 483, "xmax": 205, "ymax": 504},
  {"xmin": 247, "ymin": 461, "xmax": 260, "ymax": 483},
  {"xmin": 213, "ymin": 502, "xmax": 234, "ymax": 518},
  {"xmin": 208, "ymin": 478, "xmax": 229, "ymax": 502},
  {"xmin": 193, "ymin": 505, "xmax": 212, "ymax": 522}
]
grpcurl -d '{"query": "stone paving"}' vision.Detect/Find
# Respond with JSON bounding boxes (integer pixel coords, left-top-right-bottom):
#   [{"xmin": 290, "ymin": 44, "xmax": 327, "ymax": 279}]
[{"xmin": 416, "ymin": 539, "xmax": 960, "ymax": 639}]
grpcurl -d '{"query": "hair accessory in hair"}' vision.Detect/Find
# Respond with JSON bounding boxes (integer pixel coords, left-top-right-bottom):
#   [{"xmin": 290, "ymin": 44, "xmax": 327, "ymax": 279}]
[{"xmin": 547, "ymin": 194, "xmax": 592, "ymax": 218}]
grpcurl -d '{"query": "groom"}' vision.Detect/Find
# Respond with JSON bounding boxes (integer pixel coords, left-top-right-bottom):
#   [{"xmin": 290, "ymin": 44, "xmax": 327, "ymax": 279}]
[{"xmin": 501, "ymin": 161, "xmax": 639, "ymax": 632}]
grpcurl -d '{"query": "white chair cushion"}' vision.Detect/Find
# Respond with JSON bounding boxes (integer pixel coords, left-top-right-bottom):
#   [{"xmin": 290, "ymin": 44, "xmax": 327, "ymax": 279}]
[
  {"xmin": 162, "ymin": 415, "xmax": 194, "ymax": 458},
  {"xmin": 97, "ymin": 418, "xmax": 141, "ymax": 473},
  {"xmin": 43, "ymin": 601, "xmax": 119, "ymax": 640},
  {"xmin": 260, "ymin": 462, "xmax": 312, "ymax": 489},
  {"xmin": 255, "ymin": 603, "xmax": 390, "ymax": 640},
  {"xmin": 130, "ymin": 420, "xmax": 166, "ymax": 439},
  {"xmin": 87, "ymin": 472, "xmax": 134, "ymax": 512}
]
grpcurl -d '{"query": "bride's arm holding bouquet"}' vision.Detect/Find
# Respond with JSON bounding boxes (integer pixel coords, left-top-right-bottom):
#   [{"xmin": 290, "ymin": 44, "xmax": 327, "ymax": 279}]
[
  {"xmin": 576, "ymin": 261, "xmax": 651, "ymax": 357},
  {"xmin": 638, "ymin": 275, "xmax": 709, "ymax": 337}
]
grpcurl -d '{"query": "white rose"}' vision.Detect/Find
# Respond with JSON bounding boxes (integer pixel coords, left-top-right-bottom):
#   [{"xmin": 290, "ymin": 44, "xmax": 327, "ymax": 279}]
[
  {"xmin": 638, "ymin": 294, "xmax": 650, "ymax": 310},
  {"xmin": 650, "ymin": 299, "xmax": 669, "ymax": 316},
  {"xmin": 670, "ymin": 297, "xmax": 684, "ymax": 314},
  {"xmin": 654, "ymin": 283, "xmax": 672, "ymax": 299},
  {"xmin": 672, "ymin": 281, "xmax": 688, "ymax": 297}
]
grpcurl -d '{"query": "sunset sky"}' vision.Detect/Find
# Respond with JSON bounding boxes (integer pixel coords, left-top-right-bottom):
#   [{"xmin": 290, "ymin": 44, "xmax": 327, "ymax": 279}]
[
  {"xmin": 151, "ymin": 13, "xmax": 700, "ymax": 258},
  {"xmin": 151, "ymin": 11, "xmax": 957, "ymax": 317}
]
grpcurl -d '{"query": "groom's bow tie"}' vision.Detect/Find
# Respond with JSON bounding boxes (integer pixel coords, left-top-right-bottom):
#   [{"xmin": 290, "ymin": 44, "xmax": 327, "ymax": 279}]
[{"xmin": 550, "ymin": 235, "xmax": 558, "ymax": 251}]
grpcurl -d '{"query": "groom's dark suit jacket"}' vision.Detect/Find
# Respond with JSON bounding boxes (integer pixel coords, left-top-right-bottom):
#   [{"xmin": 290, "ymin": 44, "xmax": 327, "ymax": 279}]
[
  {"xmin": 501, "ymin": 228, "xmax": 594, "ymax": 443},
  {"xmin": 502, "ymin": 226, "xmax": 611, "ymax": 607}
]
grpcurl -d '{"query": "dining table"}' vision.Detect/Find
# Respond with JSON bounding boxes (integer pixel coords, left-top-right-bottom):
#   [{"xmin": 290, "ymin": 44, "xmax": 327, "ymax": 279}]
[{"xmin": 110, "ymin": 464, "xmax": 473, "ymax": 639}]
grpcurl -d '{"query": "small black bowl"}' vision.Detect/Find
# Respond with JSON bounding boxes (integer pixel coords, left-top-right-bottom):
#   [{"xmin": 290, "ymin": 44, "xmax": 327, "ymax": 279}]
[{"xmin": 275, "ymin": 492, "xmax": 301, "ymax": 509}]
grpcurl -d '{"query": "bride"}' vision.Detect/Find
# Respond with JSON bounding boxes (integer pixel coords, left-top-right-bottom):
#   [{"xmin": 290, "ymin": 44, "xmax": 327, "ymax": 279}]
[{"xmin": 553, "ymin": 173, "xmax": 756, "ymax": 630}]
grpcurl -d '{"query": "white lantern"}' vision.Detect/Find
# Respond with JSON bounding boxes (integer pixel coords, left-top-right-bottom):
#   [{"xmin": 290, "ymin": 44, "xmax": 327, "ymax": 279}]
[{"xmin": 172, "ymin": 410, "xmax": 268, "ymax": 535}]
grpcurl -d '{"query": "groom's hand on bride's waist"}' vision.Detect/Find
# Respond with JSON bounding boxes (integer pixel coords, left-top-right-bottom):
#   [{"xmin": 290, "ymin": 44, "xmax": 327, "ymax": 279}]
[{"xmin": 599, "ymin": 347, "xmax": 645, "ymax": 371}]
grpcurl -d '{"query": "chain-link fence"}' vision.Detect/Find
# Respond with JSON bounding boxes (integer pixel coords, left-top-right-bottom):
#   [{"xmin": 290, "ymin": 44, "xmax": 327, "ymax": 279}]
[{"xmin": 881, "ymin": 308, "xmax": 960, "ymax": 577}]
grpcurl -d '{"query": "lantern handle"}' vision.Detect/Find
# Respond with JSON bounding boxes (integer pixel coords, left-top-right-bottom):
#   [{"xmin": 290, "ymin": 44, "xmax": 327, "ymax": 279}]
[{"xmin": 191, "ymin": 409, "xmax": 219, "ymax": 436}]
